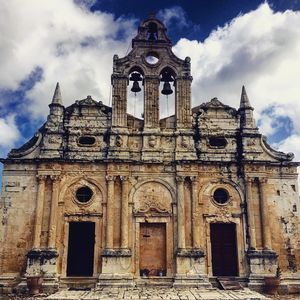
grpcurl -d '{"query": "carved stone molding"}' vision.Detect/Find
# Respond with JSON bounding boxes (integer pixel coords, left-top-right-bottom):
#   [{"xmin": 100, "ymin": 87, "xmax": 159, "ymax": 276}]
[{"xmin": 134, "ymin": 193, "xmax": 171, "ymax": 214}]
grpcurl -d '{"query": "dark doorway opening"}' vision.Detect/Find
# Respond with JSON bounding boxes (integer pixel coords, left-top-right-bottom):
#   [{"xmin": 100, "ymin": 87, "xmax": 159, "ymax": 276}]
[
  {"xmin": 210, "ymin": 223, "xmax": 238, "ymax": 276},
  {"xmin": 140, "ymin": 223, "xmax": 166, "ymax": 276},
  {"xmin": 67, "ymin": 222, "xmax": 95, "ymax": 277}
]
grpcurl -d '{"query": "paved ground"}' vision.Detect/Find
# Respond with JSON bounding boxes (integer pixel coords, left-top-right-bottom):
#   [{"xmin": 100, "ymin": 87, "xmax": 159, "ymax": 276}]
[
  {"xmin": 46, "ymin": 287, "xmax": 270, "ymax": 300},
  {"xmin": 1, "ymin": 287, "xmax": 300, "ymax": 300}
]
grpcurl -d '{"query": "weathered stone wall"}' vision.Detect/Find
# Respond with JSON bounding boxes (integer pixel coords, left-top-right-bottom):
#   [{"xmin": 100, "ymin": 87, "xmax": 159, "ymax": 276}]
[{"xmin": 0, "ymin": 164, "xmax": 37, "ymax": 275}]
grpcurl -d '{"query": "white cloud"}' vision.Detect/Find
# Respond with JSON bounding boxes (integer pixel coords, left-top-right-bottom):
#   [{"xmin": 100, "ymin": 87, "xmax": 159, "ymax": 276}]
[
  {"xmin": 157, "ymin": 6, "xmax": 188, "ymax": 29},
  {"xmin": 0, "ymin": 0, "xmax": 137, "ymax": 117},
  {"xmin": 0, "ymin": 115, "xmax": 20, "ymax": 149},
  {"xmin": 1, "ymin": 1, "xmax": 300, "ymax": 166},
  {"xmin": 173, "ymin": 3, "xmax": 300, "ymax": 157}
]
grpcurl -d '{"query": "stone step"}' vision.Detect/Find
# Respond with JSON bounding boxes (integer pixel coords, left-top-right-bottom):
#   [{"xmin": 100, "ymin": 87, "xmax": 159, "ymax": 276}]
[{"xmin": 59, "ymin": 277, "xmax": 98, "ymax": 290}]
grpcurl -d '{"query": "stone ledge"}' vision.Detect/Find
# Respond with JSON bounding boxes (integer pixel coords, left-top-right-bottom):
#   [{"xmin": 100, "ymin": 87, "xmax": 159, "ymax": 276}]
[
  {"xmin": 176, "ymin": 248, "xmax": 205, "ymax": 258},
  {"xmin": 102, "ymin": 248, "xmax": 132, "ymax": 257},
  {"xmin": 27, "ymin": 249, "xmax": 59, "ymax": 259}
]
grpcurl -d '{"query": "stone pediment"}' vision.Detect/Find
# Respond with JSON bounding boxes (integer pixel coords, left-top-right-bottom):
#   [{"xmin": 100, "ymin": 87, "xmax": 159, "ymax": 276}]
[
  {"xmin": 75, "ymin": 95, "xmax": 101, "ymax": 106},
  {"xmin": 199, "ymin": 97, "xmax": 236, "ymax": 112}
]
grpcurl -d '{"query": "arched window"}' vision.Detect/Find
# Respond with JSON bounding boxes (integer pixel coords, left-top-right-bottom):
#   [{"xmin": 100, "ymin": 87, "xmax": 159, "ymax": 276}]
[
  {"xmin": 159, "ymin": 68, "xmax": 175, "ymax": 120},
  {"xmin": 127, "ymin": 69, "xmax": 144, "ymax": 119}
]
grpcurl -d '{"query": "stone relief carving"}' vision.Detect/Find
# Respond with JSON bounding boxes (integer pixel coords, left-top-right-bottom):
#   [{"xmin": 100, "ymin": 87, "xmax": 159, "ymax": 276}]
[
  {"xmin": 133, "ymin": 181, "xmax": 172, "ymax": 214},
  {"xmin": 148, "ymin": 135, "xmax": 157, "ymax": 148},
  {"xmin": 115, "ymin": 135, "xmax": 123, "ymax": 147}
]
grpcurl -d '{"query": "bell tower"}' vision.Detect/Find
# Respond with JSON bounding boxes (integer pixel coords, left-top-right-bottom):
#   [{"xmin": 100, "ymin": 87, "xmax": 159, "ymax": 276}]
[{"xmin": 110, "ymin": 13, "xmax": 196, "ymax": 160}]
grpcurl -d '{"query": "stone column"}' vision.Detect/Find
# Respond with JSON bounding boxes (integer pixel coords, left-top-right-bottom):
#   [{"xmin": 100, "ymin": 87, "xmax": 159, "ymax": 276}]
[
  {"xmin": 111, "ymin": 75, "xmax": 128, "ymax": 127},
  {"xmin": 175, "ymin": 76, "xmax": 192, "ymax": 129},
  {"xmin": 48, "ymin": 175, "xmax": 60, "ymax": 249},
  {"xmin": 176, "ymin": 176, "xmax": 185, "ymax": 250},
  {"xmin": 106, "ymin": 176, "xmax": 115, "ymax": 249},
  {"xmin": 246, "ymin": 178, "xmax": 256, "ymax": 250},
  {"xmin": 144, "ymin": 76, "xmax": 160, "ymax": 129},
  {"xmin": 258, "ymin": 178, "xmax": 272, "ymax": 250},
  {"xmin": 191, "ymin": 176, "xmax": 200, "ymax": 249},
  {"xmin": 120, "ymin": 176, "xmax": 129, "ymax": 249},
  {"xmin": 33, "ymin": 175, "xmax": 47, "ymax": 249}
]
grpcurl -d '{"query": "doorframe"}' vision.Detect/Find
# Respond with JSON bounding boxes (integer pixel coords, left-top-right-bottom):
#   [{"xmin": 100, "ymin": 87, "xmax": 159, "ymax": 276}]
[
  {"xmin": 134, "ymin": 216, "xmax": 173, "ymax": 277},
  {"xmin": 205, "ymin": 218, "xmax": 245, "ymax": 277},
  {"xmin": 61, "ymin": 215, "xmax": 102, "ymax": 277}
]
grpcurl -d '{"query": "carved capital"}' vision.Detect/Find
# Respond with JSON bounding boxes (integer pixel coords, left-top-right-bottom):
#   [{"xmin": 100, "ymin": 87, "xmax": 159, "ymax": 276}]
[
  {"xmin": 189, "ymin": 176, "xmax": 197, "ymax": 182},
  {"xmin": 259, "ymin": 177, "xmax": 268, "ymax": 185},
  {"xmin": 36, "ymin": 175, "xmax": 47, "ymax": 182},
  {"xmin": 50, "ymin": 175, "xmax": 60, "ymax": 182},
  {"xmin": 106, "ymin": 175, "xmax": 115, "ymax": 182},
  {"xmin": 175, "ymin": 176, "xmax": 185, "ymax": 183},
  {"xmin": 120, "ymin": 176, "xmax": 129, "ymax": 182},
  {"xmin": 245, "ymin": 177, "xmax": 254, "ymax": 184}
]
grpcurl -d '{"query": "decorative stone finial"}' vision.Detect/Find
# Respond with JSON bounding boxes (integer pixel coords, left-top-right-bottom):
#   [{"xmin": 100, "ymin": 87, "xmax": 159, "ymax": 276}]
[
  {"xmin": 52, "ymin": 82, "xmax": 62, "ymax": 105},
  {"xmin": 240, "ymin": 85, "xmax": 252, "ymax": 109},
  {"xmin": 149, "ymin": 11, "xmax": 156, "ymax": 19}
]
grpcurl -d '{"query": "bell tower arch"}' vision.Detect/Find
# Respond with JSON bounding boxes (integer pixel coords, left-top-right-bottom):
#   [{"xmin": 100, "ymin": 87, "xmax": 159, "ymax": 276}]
[{"xmin": 111, "ymin": 13, "xmax": 196, "ymax": 160}]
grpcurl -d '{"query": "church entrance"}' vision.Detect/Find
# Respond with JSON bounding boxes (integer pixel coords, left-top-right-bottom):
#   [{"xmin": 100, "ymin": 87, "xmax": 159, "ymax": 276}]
[
  {"xmin": 67, "ymin": 222, "xmax": 95, "ymax": 277},
  {"xmin": 210, "ymin": 223, "xmax": 238, "ymax": 276},
  {"xmin": 139, "ymin": 223, "xmax": 166, "ymax": 276}
]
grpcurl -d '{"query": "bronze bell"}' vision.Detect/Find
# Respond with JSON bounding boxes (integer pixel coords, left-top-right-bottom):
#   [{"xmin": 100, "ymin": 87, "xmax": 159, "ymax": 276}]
[
  {"xmin": 131, "ymin": 81, "xmax": 141, "ymax": 93},
  {"xmin": 161, "ymin": 81, "xmax": 173, "ymax": 95},
  {"xmin": 148, "ymin": 32, "xmax": 157, "ymax": 41}
]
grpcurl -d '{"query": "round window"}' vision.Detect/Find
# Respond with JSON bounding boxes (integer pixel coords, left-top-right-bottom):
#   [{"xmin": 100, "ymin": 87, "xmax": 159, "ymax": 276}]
[
  {"xmin": 213, "ymin": 188, "xmax": 229, "ymax": 204},
  {"xmin": 76, "ymin": 186, "xmax": 93, "ymax": 203},
  {"xmin": 145, "ymin": 52, "xmax": 159, "ymax": 65}
]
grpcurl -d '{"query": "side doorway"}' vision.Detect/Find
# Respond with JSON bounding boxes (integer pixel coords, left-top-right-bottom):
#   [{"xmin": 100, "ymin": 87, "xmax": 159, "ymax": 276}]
[
  {"xmin": 210, "ymin": 223, "xmax": 238, "ymax": 276},
  {"xmin": 67, "ymin": 222, "xmax": 95, "ymax": 277}
]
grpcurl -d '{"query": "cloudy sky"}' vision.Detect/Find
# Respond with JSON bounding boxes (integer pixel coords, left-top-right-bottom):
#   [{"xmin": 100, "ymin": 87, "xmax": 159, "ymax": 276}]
[{"xmin": 1, "ymin": 0, "xmax": 300, "ymax": 185}]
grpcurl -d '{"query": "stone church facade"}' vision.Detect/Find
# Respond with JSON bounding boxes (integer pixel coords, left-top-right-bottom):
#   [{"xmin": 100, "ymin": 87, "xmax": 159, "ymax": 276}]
[{"xmin": 0, "ymin": 15, "xmax": 300, "ymax": 293}]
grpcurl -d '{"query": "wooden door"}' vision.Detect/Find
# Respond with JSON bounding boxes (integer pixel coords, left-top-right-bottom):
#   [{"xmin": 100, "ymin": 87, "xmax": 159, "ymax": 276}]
[
  {"xmin": 67, "ymin": 222, "xmax": 95, "ymax": 277},
  {"xmin": 139, "ymin": 223, "xmax": 166, "ymax": 276},
  {"xmin": 210, "ymin": 223, "xmax": 238, "ymax": 276}
]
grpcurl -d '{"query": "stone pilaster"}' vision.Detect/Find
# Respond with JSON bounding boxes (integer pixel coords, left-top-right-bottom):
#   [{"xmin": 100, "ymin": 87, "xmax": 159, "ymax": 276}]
[
  {"xmin": 120, "ymin": 176, "xmax": 129, "ymax": 249},
  {"xmin": 246, "ymin": 178, "xmax": 256, "ymax": 250},
  {"xmin": 247, "ymin": 178, "xmax": 278, "ymax": 291},
  {"xmin": 48, "ymin": 175, "xmax": 60, "ymax": 249},
  {"xmin": 191, "ymin": 176, "xmax": 200, "ymax": 249},
  {"xmin": 105, "ymin": 175, "xmax": 115, "ymax": 250},
  {"xmin": 258, "ymin": 178, "xmax": 272, "ymax": 250},
  {"xmin": 143, "ymin": 76, "xmax": 160, "ymax": 129},
  {"xmin": 99, "ymin": 174, "xmax": 133, "ymax": 286},
  {"xmin": 176, "ymin": 176, "xmax": 185, "ymax": 250},
  {"xmin": 33, "ymin": 175, "xmax": 47, "ymax": 249}
]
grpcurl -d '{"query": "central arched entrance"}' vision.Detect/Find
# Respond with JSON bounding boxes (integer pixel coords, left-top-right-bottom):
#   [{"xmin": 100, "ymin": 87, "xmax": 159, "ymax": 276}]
[{"xmin": 139, "ymin": 223, "xmax": 167, "ymax": 276}]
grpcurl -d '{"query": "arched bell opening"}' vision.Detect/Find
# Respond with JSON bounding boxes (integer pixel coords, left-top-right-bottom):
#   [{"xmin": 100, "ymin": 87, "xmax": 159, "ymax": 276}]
[
  {"xmin": 159, "ymin": 68, "xmax": 175, "ymax": 120},
  {"xmin": 147, "ymin": 22, "xmax": 158, "ymax": 41},
  {"xmin": 127, "ymin": 68, "xmax": 144, "ymax": 120}
]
